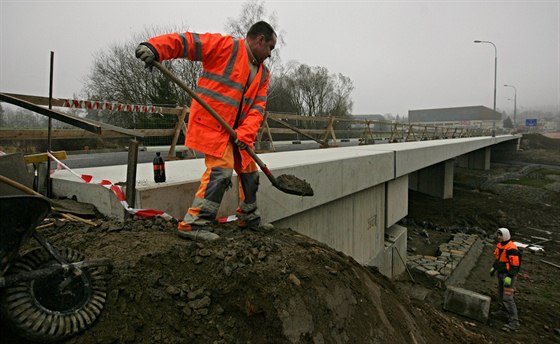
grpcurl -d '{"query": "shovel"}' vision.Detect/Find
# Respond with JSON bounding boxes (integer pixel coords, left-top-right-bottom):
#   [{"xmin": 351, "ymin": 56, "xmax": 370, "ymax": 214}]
[{"xmin": 153, "ymin": 61, "xmax": 313, "ymax": 197}]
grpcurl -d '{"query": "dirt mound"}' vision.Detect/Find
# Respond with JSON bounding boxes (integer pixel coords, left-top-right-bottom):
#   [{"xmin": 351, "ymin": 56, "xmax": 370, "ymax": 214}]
[
  {"xmin": 2, "ymin": 218, "xmax": 486, "ymax": 344},
  {"xmin": 508, "ymin": 133, "xmax": 560, "ymax": 165},
  {"xmin": 521, "ymin": 133, "xmax": 560, "ymax": 150}
]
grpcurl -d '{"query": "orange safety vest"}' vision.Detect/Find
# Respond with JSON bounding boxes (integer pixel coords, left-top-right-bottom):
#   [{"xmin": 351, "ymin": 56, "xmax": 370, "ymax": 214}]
[
  {"xmin": 493, "ymin": 240, "xmax": 521, "ymax": 274},
  {"xmin": 146, "ymin": 32, "xmax": 270, "ymax": 168}
]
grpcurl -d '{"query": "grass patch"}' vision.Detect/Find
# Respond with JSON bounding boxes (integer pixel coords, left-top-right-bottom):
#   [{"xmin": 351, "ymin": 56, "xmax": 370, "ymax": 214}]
[
  {"xmin": 502, "ymin": 168, "xmax": 560, "ymax": 188},
  {"xmin": 502, "ymin": 178, "xmax": 551, "ymax": 188},
  {"xmin": 536, "ymin": 168, "xmax": 560, "ymax": 176}
]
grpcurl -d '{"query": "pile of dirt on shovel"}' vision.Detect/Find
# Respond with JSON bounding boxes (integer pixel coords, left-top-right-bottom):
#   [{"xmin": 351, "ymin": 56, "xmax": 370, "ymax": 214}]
[{"xmin": 2, "ymin": 217, "xmax": 487, "ymax": 344}]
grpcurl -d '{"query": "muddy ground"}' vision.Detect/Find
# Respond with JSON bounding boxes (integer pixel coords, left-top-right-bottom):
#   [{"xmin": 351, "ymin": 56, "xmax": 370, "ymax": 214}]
[{"xmin": 1, "ymin": 133, "xmax": 559, "ymax": 343}]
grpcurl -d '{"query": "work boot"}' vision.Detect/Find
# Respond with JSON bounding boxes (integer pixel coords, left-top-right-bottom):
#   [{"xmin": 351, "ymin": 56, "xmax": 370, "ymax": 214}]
[
  {"xmin": 502, "ymin": 321, "xmax": 520, "ymax": 331},
  {"xmin": 177, "ymin": 221, "xmax": 219, "ymax": 241},
  {"xmin": 237, "ymin": 219, "xmax": 274, "ymax": 232}
]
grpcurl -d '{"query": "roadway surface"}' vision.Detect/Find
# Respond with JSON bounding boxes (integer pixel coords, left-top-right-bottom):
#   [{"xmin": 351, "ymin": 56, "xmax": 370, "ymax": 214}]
[{"xmin": 57, "ymin": 139, "xmax": 364, "ymax": 169}]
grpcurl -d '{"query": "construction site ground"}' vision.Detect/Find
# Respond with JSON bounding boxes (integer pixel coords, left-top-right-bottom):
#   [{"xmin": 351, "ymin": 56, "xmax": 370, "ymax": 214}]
[{"xmin": 1, "ymin": 133, "xmax": 559, "ymax": 344}]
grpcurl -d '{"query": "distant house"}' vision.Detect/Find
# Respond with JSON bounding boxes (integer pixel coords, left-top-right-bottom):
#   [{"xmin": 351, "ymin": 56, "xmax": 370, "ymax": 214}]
[{"xmin": 408, "ymin": 106, "xmax": 502, "ymax": 130}]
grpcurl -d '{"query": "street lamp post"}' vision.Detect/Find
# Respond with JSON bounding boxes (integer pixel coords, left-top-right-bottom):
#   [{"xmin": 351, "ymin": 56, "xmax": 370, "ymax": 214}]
[
  {"xmin": 474, "ymin": 40, "xmax": 497, "ymax": 136},
  {"xmin": 504, "ymin": 84, "xmax": 517, "ymax": 128}
]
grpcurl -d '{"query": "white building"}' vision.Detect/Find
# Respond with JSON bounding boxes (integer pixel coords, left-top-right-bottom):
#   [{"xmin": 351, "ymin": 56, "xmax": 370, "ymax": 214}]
[{"xmin": 408, "ymin": 106, "xmax": 502, "ymax": 130}]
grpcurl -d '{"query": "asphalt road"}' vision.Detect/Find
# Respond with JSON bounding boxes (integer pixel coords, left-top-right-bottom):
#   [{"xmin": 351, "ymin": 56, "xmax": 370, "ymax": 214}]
[{"xmin": 58, "ymin": 139, "xmax": 362, "ymax": 169}]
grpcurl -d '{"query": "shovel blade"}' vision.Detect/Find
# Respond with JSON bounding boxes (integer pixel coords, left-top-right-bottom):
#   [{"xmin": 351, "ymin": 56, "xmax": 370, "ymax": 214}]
[{"xmin": 274, "ymin": 174, "xmax": 314, "ymax": 197}]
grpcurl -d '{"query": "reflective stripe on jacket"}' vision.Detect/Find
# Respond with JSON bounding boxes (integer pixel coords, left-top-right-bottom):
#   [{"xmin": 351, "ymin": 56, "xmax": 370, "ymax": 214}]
[
  {"xmin": 493, "ymin": 240, "xmax": 521, "ymax": 275},
  {"xmin": 145, "ymin": 32, "xmax": 270, "ymax": 168}
]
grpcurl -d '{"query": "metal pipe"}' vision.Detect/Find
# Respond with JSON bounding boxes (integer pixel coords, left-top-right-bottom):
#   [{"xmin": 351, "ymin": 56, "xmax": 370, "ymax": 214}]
[
  {"xmin": 47, "ymin": 51, "xmax": 54, "ymax": 197},
  {"xmin": 504, "ymin": 84, "xmax": 517, "ymax": 127},
  {"xmin": 474, "ymin": 40, "xmax": 498, "ymax": 136}
]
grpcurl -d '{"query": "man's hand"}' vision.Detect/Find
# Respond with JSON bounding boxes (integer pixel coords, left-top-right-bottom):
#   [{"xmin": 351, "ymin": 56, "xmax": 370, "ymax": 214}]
[
  {"xmin": 234, "ymin": 138, "xmax": 248, "ymax": 150},
  {"xmin": 503, "ymin": 276, "xmax": 512, "ymax": 287},
  {"xmin": 135, "ymin": 45, "xmax": 155, "ymax": 70}
]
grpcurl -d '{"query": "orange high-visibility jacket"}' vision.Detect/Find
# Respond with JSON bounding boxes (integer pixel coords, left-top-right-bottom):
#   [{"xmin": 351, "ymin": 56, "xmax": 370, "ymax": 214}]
[
  {"xmin": 144, "ymin": 32, "xmax": 270, "ymax": 168},
  {"xmin": 493, "ymin": 240, "xmax": 521, "ymax": 275}
]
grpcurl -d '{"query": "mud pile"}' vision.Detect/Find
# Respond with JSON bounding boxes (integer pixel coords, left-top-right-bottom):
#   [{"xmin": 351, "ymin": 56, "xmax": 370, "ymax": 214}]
[{"xmin": 2, "ymin": 218, "xmax": 483, "ymax": 344}]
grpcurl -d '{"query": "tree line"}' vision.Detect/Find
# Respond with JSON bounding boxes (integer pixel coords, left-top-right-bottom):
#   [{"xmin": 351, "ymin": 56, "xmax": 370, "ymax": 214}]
[{"xmin": 82, "ymin": 0, "xmax": 355, "ymax": 129}]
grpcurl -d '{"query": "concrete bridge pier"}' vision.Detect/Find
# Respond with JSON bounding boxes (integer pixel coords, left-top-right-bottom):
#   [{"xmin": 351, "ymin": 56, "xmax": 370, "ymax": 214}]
[
  {"xmin": 273, "ymin": 183, "xmax": 387, "ymax": 267},
  {"xmin": 457, "ymin": 147, "xmax": 491, "ymax": 170},
  {"xmin": 408, "ymin": 159, "xmax": 454, "ymax": 199}
]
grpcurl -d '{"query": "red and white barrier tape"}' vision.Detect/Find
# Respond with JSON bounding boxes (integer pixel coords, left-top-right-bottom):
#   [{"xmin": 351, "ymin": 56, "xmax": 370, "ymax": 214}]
[
  {"xmin": 47, "ymin": 151, "xmax": 173, "ymax": 220},
  {"xmin": 61, "ymin": 99, "xmax": 164, "ymax": 114}
]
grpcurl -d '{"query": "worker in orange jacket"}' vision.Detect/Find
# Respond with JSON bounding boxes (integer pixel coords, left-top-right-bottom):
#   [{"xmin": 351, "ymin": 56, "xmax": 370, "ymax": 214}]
[
  {"xmin": 136, "ymin": 21, "xmax": 277, "ymax": 240},
  {"xmin": 490, "ymin": 227, "xmax": 521, "ymax": 331}
]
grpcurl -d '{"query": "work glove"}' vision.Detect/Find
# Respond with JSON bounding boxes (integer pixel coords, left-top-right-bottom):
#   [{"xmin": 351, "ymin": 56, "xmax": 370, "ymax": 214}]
[
  {"xmin": 490, "ymin": 267, "xmax": 496, "ymax": 277},
  {"xmin": 503, "ymin": 276, "xmax": 512, "ymax": 287},
  {"xmin": 234, "ymin": 138, "xmax": 248, "ymax": 150},
  {"xmin": 135, "ymin": 44, "xmax": 155, "ymax": 70}
]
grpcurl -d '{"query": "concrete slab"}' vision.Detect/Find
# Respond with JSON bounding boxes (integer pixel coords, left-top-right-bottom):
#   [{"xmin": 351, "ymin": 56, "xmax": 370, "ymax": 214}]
[
  {"xmin": 443, "ymin": 285, "xmax": 491, "ymax": 323},
  {"xmin": 385, "ymin": 175, "xmax": 408, "ymax": 228},
  {"xmin": 376, "ymin": 224, "xmax": 407, "ymax": 278},
  {"xmin": 445, "ymin": 235, "xmax": 483, "ymax": 286},
  {"xmin": 349, "ymin": 135, "xmax": 517, "ymax": 177},
  {"xmin": 52, "ymin": 147, "xmax": 395, "ymax": 222}
]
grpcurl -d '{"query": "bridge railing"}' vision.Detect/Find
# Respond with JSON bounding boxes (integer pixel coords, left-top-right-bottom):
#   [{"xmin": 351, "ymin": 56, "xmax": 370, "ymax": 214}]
[{"xmin": 0, "ymin": 93, "xmax": 508, "ymax": 155}]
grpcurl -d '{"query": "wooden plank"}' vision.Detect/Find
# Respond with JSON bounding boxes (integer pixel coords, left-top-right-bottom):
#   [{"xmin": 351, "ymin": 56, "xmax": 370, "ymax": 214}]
[
  {"xmin": 268, "ymin": 116, "xmax": 326, "ymax": 146},
  {"xmin": 1, "ymin": 93, "xmax": 102, "ymax": 134},
  {"xmin": 0, "ymin": 129, "xmax": 175, "ymax": 140},
  {"xmin": 83, "ymin": 117, "xmax": 145, "ymax": 138},
  {"xmin": 24, "ymin": 151, "xmax": 68, "ymax": 164},
  {"xmin": 540, "ymin": 260, "xmax": 560, "ymax": 269},
  {"xmin": 321, "ymin": 117, "xmax": 338, "ymax": 147},
  {"xmin": 125, "ymin": 139, "xmax": 139, "ymax": 219},
  {"xmin": 168, "ymin": 106, "xmax": 189, "ymax": 158},
  {"xmin": 3, "ymin": 92, "xmax": 183, "ymax": 116},
  {"xmin": 267, "ymin": 112, "xmax": 329, "ymax": 122},
  {"xmin": 1, "ymin": 93, "xmax": 145, "ymax": 138}
]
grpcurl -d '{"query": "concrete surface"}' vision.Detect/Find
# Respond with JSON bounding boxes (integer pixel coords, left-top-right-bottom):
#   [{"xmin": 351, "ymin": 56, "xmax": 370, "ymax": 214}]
[
  {"xmin": 377, "ymin": 224, "xmax": 408, "ymax": 278},
  {"xmin": 443, "ymin": 285, "xmax": 491, "ymax": 323}
]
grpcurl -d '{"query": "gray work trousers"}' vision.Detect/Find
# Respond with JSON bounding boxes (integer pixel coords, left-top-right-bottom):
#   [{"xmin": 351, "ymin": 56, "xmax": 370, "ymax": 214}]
[{"xmin": 497, "ymin": 273, "xmax": 519, "ymax": 324}]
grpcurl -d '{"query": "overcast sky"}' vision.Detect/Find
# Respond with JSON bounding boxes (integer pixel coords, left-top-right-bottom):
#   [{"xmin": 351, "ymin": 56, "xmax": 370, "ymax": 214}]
[{"xmin": 1, "ymin": 0, "xmax": 559, "ymax": 118}]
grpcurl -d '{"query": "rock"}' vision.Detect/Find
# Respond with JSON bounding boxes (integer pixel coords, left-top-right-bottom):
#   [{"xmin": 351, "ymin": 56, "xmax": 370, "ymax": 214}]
[
  {"xmin": 288, "ymin": 273, "xmax": 301, "ymax": 286},
  {"xmin": 198, "ymin": 248, "xmax": 212, "ymax": 257}
]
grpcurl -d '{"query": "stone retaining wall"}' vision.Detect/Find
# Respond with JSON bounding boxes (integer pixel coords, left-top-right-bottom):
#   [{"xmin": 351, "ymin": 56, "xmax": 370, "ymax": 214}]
[{"xmin": 407, "ymin": 233, "xmax": 483, "ymax": 286}]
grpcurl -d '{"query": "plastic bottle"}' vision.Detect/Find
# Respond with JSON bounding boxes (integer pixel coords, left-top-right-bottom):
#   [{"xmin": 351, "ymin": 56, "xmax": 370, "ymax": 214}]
[{"xmin": 153, "ymin": 152, "xmax": 166, "ymax": 183}]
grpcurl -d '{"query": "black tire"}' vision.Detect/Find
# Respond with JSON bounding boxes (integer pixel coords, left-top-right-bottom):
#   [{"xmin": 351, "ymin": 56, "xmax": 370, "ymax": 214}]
[{"xmin": 0, "ymin": 247, "xmax": 108, "ymax": 343}]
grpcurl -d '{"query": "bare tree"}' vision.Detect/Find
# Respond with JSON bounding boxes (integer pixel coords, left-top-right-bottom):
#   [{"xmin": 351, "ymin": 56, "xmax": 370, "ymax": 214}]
[
  {"xmin": 84, "ymin": 25, "xmax": 201, "ymax": 127},
  {"xmin": 269, "ymin": 62, "xmax": 354, "ymax": 117},
  {"xmin": 224, "ymin": 0, "xmax": 284, "ymax": 69},
  {"xmin": 328, "ymin": 73, "xmax": 354, "ymax": 116},
  {"xmin": 2, "ymin": 108, "xmax": 48, "ymax": 128},
  {"xmin": 225, "ymin": 0, "xmax": 285, "ymax": 100}
]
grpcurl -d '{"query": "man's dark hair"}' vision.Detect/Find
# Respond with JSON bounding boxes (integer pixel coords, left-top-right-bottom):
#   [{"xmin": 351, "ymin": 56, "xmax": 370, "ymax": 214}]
[{"xmin": 247, "ymin": 21, "xmax": 276, "ymax": 41}]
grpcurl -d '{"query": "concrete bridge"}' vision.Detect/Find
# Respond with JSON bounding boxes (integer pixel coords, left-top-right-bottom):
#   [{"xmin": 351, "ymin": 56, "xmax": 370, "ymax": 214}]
[{"xmin": 52, "ymin": 135, "xmax": 520, "ymax": 278}]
